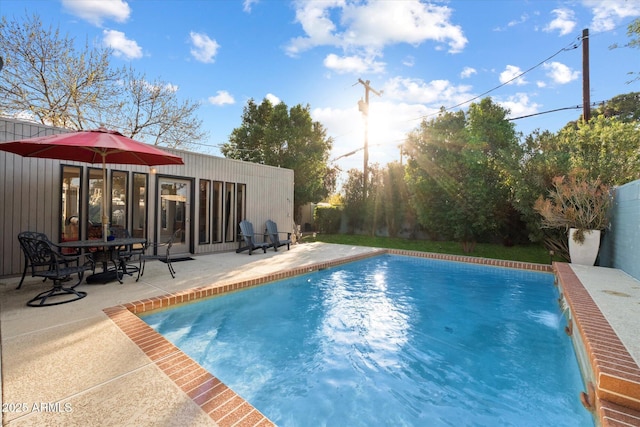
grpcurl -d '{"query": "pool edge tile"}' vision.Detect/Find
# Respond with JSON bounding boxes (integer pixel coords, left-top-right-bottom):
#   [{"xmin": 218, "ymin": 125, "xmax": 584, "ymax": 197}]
[{"xmin": 554, "ymin": 262, "xmax": 640, "ymax": 425}]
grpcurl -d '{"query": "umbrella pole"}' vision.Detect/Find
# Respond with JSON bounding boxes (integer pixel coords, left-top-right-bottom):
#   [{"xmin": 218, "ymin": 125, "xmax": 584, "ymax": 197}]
[{"xmin": 102, "ymin": 155, "xmax": 109, "ymax": 242}]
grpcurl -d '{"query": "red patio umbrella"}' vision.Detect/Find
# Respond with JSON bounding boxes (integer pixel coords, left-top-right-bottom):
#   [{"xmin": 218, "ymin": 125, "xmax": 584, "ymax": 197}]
[{"xmin": 0, "ymin": 127, "xmax": 184, "ymax": 241}]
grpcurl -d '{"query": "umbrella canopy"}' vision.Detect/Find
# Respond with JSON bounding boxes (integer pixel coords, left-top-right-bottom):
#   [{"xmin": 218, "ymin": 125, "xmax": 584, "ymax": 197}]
[{"xmin": 0, "ymin": 127, "xmax": 184, "ymax": 241}]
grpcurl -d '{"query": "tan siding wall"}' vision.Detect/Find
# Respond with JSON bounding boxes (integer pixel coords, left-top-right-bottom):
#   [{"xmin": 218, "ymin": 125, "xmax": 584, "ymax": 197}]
[{"xmin": 0, "ymin": 118, "xmax": 294, "ymax": 277}]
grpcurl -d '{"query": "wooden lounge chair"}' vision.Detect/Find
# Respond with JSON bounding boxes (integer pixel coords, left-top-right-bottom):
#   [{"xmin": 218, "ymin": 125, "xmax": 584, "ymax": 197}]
[
  {"xmin": 136, "ymin": 228, "xmax": 181, "ymax": 281},
  {"xmin": 17, "ymin": 231, "xmax": 92, "ymax": 307},
  {"xmin": 265, "ymin": 219, "xmax": 292, "ymax": 251},
  {"xmin": 236, "ymin": 220, "xmax": 271, "ymax": 255}
]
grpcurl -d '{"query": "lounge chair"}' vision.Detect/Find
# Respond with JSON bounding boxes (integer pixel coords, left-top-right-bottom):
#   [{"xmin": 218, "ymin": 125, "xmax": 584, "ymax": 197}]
[
  {"xmin": 137, "ymin": 228, "xmax": 182, "ymax": 281},
  {"xmin": 17, "ymin": 231, "xmax": 92, "ymax": 306},
  {"xmin": 236, "ymin": 220, "xmax": 271, "ymax": 255},
  {"xmin": 266, "ymin": 220, "xmax": 292, "ymax": 251}
]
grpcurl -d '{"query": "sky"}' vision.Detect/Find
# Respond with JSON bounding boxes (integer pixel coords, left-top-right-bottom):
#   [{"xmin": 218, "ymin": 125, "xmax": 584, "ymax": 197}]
[{"xmin": 2, "ymin": 0, "xmax": 640, "ymax": 180}]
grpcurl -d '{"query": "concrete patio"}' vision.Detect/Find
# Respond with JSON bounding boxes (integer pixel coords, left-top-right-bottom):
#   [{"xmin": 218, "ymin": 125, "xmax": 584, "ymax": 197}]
[{"xmin": 1, "ymin": 242, "xmax": 639, "ymax": 426}]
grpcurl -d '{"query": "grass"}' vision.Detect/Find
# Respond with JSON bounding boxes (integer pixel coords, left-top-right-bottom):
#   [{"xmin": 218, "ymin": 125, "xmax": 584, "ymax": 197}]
[{"xmin": 302, "ymin": 233, "xmax": 554, "ymax": 265}]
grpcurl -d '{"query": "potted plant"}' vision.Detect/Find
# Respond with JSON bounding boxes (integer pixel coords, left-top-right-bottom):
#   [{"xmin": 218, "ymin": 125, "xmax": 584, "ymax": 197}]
[{"xmin": 534, "ymin": 174, "xmax": 612, "ymax": 265}]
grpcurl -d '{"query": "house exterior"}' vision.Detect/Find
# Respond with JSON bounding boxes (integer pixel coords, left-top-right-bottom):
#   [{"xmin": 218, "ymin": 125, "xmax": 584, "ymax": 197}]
[{"xmin": 0, "ymin": 117, "xmax": 295, "ymax": 277}]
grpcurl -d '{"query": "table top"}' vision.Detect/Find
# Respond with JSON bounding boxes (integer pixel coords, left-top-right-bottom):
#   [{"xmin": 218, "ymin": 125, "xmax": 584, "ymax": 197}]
[{"xmin": 58, "ymin": 237, "xmax": 146, "ymax": 249}]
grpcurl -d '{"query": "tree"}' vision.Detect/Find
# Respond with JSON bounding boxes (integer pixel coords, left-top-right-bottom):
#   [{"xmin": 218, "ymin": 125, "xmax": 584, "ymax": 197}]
[
  {"xmin": 106, "ymin": 68, "xmax": 206, "ymax": 148},
  {"xmin": 557, "ymin": 116, "xmax": 640, "ymax": 185},
  {"xmin": 221, "ymin": 98, "xmax": 335, "ymax": 219},
  {"xmin": 594, "ymin": 92, "xmax": 640, "ymax": 123},
  {"xmin": 404, "ymin": 99, "xmax": 523, "ymax": 251},
  {"xmin": 0, "ymin": 13, "xmax": 206, "ymax": 148},
  {"xmin": 341, "ymin": 168, "xmax": 366, "ymax": 233},
  {"xmin": 0, "ymin": 13, "xmax": 121, "ymax": 129},
  {"xmin": 381, "ymin": 162, "xmax": 412, "ymax": 237}
]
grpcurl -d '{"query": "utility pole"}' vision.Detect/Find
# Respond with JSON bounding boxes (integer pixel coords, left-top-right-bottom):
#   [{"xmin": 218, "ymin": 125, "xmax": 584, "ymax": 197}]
[
  {"xmin": 356, "ymin": 78, "xmax": 382, "ymax": 198},
  {"xmin": 582, "ymin": 28, "xmax": 591, "ymax": 122}
]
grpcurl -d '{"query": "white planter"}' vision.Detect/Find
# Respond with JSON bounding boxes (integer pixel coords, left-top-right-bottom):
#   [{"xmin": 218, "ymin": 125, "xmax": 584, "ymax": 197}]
[{"xmin": 568, "ymin": 228, "xmax": 601, "ymax": 266}]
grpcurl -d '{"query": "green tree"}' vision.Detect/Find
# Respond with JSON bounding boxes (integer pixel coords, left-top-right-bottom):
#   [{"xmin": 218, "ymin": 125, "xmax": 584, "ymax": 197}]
[
  {"xmin": 404, "ymin": 109, "xmax": 469, "ymax": 243},
  {"xmin": 341, "ymin": 168, "xmax": 366, "ymax": 233},
  {"xmin": 557, "ymin": 115, "xmax": 640, "ymax": 185},
  {"xmin": 593, "ymin": 92, "xmax": 640, "ymax": 123},
  {"xmin": 381, "ymin": 162, "xmax": 412, "ymax": 237},
  {"xmin": 221, "ymin": 98, "xmax": 335, "ymax": 219}
]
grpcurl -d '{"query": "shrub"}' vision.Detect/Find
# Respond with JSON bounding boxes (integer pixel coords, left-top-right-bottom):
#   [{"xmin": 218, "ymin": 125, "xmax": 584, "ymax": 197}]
[{"xmin": 314, "ymin": 205, "xmax": 342, "ymax": 233}]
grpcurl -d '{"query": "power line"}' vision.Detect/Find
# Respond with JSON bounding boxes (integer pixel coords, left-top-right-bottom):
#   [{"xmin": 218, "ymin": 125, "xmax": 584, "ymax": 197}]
[{"xmin": 408, "ymin": 34, "xmax": 583, "ymax": 123}]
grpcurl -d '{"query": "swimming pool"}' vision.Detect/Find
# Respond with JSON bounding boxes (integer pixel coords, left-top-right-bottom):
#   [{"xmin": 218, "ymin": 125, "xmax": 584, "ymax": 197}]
[{"xmin": 141, "ymin": 254, "xmax": 594, "ymax": 426}]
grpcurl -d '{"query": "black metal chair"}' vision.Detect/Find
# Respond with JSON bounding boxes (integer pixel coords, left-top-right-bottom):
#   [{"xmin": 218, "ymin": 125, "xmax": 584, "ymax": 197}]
[
  {"xmin": 136, "ymin": 229, "xmax": 182, "ymax": 281},
  {"xmin": 17, "ymin": 232, "xmax": 93, "ymax": 307},
  {"xmin": 16, "ymin": 231, "xmax": 83, "ymax": 290},
  {"xmin": 110, "ymin": 227, "xmax": 144, "ymax": 281}
]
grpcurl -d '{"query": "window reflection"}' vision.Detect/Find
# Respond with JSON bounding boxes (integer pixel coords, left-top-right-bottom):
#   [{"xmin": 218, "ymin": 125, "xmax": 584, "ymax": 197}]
[
  {"xmin": 111, "ymin": 170, "xmax": 127, "ymax": 229},
  {"xmin": 88, "ymin": 168, "xmax": 104, "ymax": 239},
  {"xmin": 199, "ymin": 180, "xmax": 210, "ymax": 244},
  {"xmin": 132, "ymin": 173, "xmax": 147, "ymax": 239},
  {"xmin": 61, "ymin": 165, "xmax": 81, "ymax": 242}
]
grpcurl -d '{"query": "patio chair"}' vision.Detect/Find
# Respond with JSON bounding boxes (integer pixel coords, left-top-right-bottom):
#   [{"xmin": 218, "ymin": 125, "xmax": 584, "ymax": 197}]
[
  {"xmin": 16, "ymin": 231, "xmax": 83, "ymax": 290},
  {"xmin": 110, "ymin": 227, "xmax": 144, "ymax": 281},
  {"xmin": 265, "ymin": 220, "xmax": 292, "ymax": 252},
  {"xmin": 136, "ymin": 229, "xmax": 182, "ymax": 281},
  {"xmin": 236, "ymin": 220, "xmax": 271, "ymax": 255},
  {"xmin": 17, "ymin": 232, "xmax": 92, "ymax": 307}
]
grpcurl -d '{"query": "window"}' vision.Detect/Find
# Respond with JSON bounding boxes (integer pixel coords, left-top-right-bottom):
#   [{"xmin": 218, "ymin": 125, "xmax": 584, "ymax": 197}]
[
  {"xmin": 88, "ymin": 168, "xmax": 104, "ymax": 239},
  {"xmin": 224, "ymin": 182, "xmax": 235, "ymax": 242},
  {"xmin": 212, "ymin": 181, "xmax": 223, "ymax": 243},
  {"xmin": 111, "ymin": 170, "xmax": 128, "ymax": 229},
  {"xmin": 236, "ymin": 183, "xmax": 246, "ymax": 235},
  {"xmin": 199, "ymin": 179, "xmax": 210, "ymax": 244},
  {"xmin": 132, "ymin": 173, "xmax": 147, "ymax": 239},
  {"xmin": 60, "ymin": 165, "xmax": 81, "ymax": 242}
]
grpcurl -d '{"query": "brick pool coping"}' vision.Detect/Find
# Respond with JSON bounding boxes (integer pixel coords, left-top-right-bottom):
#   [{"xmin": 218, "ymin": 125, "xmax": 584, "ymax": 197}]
[
  {"xmin": 103, "ymin": 250, "xmax": 639, "ymax": 426},
  {"xmin": 554, "ymin": 263, "xmax": 640, "ymax": 426}
]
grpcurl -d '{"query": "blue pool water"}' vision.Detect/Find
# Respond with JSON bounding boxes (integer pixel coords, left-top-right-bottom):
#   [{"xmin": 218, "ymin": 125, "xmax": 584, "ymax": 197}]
[{"xmin": 141, "ymin": 255, "xmax": 593, "ymax": 426}]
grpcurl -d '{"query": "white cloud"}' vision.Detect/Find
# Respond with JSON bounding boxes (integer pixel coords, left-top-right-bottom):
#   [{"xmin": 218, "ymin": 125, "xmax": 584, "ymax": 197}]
[
  {"xmin": 508, "ymin": 14, "xmax": 529, "ymax": 28},
  {"xmin": 544, "ymin": 8, "xmax": 576, "ymax": 36},
  {"xmin": 460, "ymin": 66, "xmax": 477, "ymax": 79},
  {"xmin": 286, "ymin": 0, "xmax": 467, "ymax": 57},
  {"xmin": 323, "ymin": 53, "xmax": 385, "ymax": 74},
  {"xmin": 383, "ymin": 76, "xmax": 474, "ymax": 106},
  {"xmin": 499, "ymin": 65, "xmax": 528, "ymax": 86},
  {"xmin": 543, "ymin": 62, "xmax": 580, "ymax": 84},
  {"xmin": 497, "ymin": 93, "xmax": 541, "ymax": 119},
  {"xmin": 243, "ymin": 0, "xmax": 259, "ymax": 13},
  {"xmin": 402, "ymin": 55, "xmax": 415, "ymax": 67},
  {"xmin": 583, "ymin": 0, "xmax": 640, "ymax": 32},
  {"xmin": 62, "ymin": 0, "xmax": 131, "ymax": 26},
  {"xmin": 190, "ymin": 32, "xmax": 220, "ymax": 63},
  {"xmin": 266, "ymin": 93, "xmax": 281, "ymax": 105},
  {"xmin": 208, "ymin": 90, "xmax": 235, "ymax": 106},
  {"xmin": 102, "ymin": 30, "xmax": 142, "ymax": 59}
]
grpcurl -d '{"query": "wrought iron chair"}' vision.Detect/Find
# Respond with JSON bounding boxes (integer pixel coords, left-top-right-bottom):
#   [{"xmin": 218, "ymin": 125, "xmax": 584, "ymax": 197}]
[
  {"xmin": 16, "ymin": 231, "xmax": 83, "ymax": 290},
  {"xmin": 136, "ymin": 228, "xmax": 182, "ymax": 281},
  {"xmin": 110, "ymin": 227, "xmax": 145, "ymax": 281},
  {"xmin": 17, "ymin": 232, "xmax": 92, "ymax": 307}
]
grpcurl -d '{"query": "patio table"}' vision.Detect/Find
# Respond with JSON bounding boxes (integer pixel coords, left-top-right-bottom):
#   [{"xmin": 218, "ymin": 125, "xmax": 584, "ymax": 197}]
[{"xmin": 59, "ymin": 237, "xmax": 146, "ymax": 284}]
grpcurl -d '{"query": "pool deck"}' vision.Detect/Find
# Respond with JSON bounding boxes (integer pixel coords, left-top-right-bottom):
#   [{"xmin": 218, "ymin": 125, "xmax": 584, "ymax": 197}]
[{"xmin": 1, "ymin": 242, "xmax": 639, "ymax": 426}]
